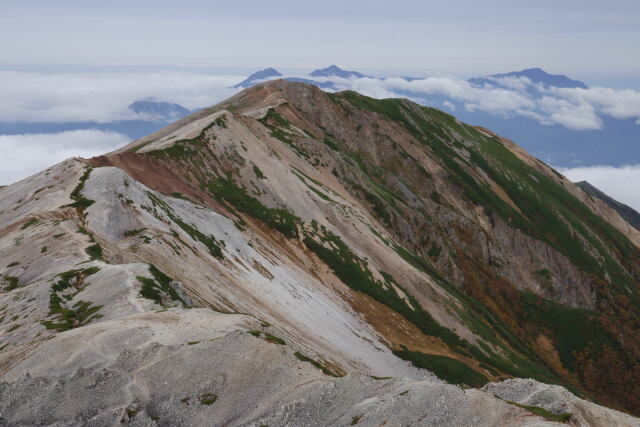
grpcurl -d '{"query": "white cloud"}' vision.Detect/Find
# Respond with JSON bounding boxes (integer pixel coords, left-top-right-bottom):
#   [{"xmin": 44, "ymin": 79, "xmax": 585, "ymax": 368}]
[
  {"xmin": 485, "ymin": 76, "xmax": 533, "ymax": 91},
  {"xmin": 537, "ymin": 96, "xmax": 603, "ymax": 130},
  {"xmin": 0, "ymin": 71, "xmax": 242, "ymax": 123},
  {"xmin": 548, "ymin": 86, "xmax": 640, "ymax": 122},
  {"xmin": 559, "ymin": 165, "xmax": 640, "ymax": 212},
  {"xmin": 442, "ymin": 100, "xmax": 456, "ymax": 111},
  {"xmin": 0, "ymin": 130, "xmax": 130, "ymax": 185}
]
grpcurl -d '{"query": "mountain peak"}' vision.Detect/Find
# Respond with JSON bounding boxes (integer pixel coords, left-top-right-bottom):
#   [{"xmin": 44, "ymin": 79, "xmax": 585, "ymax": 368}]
[
  {"xmin": 470, "ymin": 67, "xmax": 587, "ymax": 89},
  {"xmin": 233, "ymin": 67, "xmax": 282, "ymax": 88},
  {"xmin": 309, "ymin": 64, "xmax": 368, "ymax": 79},
  {"xmin": 128, "ymin": 100, "xmax": 191, "ymax": 121}
]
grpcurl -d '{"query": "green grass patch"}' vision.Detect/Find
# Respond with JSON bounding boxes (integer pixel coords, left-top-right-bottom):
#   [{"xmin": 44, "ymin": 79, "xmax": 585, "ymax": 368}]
[
  {"xmin": 137, "ymin": 264, "xmax": 188, "ymax": 307},
  {"xmin": 2, "ymin": 276, "xmax": 19, "ymax": 291},
  {"xmin": 253, "ymin": 164, "xmax": 266, "ymax": 179},
  {"xmin": 21, "ymin": 218, "xmax": 41, "ymax": 230},
  {"xmin": 205, "ymin": 177, "xmax": 299, "ymax": 238},
  {"xmin": 294, "ymin": 351, "xmax": 342, "ymax": 377},
  {"xmin": 393, "ymin": 349, "xmax": 488, "ymax": 387},
  {"xmin": 506, "ymin": 400, "xmax": 572, "ymax": 423},
  {"xmin": 66, "ymin": 167, "xmax": 95, "ymax": 209},
  {"xmin": 124, "ymin": 228, "xmax": 147, "ymax": 237},
  {"xmin": 42, "ymin": 298, "xmax": 103, "ymax": 332},
  {"xmin": 199, "ymin": 393, "xmax": 218, "ymax": 405},
  {"xmin": 85, "ymin": 243, "xmax": 102, "ymax": 260}
]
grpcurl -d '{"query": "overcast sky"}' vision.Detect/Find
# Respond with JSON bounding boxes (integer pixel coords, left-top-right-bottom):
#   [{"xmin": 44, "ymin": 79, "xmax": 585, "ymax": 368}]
[{"xmin": 1, "ymin": 0, "xmax": 639, "ymax": 80}]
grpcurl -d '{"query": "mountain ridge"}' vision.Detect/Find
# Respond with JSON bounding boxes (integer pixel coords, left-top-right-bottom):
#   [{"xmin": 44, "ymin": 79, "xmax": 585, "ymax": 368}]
[
  {"xmin": 1, "ymin": 79, "xmax": 639, "ymax": 425},
  {"xmin": 576, "ymin": 180, "xmax": 640, "ymax": 231}
]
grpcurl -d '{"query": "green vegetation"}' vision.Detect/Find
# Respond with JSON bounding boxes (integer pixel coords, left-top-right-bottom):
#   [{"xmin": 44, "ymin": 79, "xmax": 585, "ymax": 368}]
[
  {"xmin": 303, "ymin": 231, "xmax": 468, "ymax": 353},
  {"xmin": 394, "ymin": 350, "xmax": 488, "ymax": 387},
  {"xmin": 427, "ymin": 243, "xmax": 442, "ymax": 258},
  {"xmin": 147, "ymin": 119, "xmax": 221, "ymax": 159},
  {"xmin": 127, "ymin": 139, "xmax": 156, "ymax": 153},
  {"xmin": 199, "ymin": 393, "xmax": 218, "ymax": 405},
  {"xmin": 258, "ymin": 108, "xmax": 310, "ymax": 158},
  {"xmin": 42, "ymin": 267, "xmax": 103, "ymax": 332},
  {"xmin": 40, "ymin": 246, "xmax": 48, "ymax": 253},
  {"xmin": 248, "ymin": 330, "xmax": 286, "ymax": 345},
  {"xmin": 294, "ymin": 351, "xmax": 342, "ymax": 377},
  {"xmin": 85, "ymin": 243, "xmax": 102, "ymax": 260},
  {"xmin": 42, "ymin": 298, "xmax": 103, "ymax": 332},
  {"xmin": 2, "ymin": 276, "xmax": 19, "ymax": 291},
  {"xmin": 291, "ymin": 169, "xmax": 336, "ymax": 203},
  {"xmin": 364, "ymin": 191, "xmax": 391, "ymax": 224},
  {"xmin": 66, "ymin": 167, "xmax": 95, "ymax": 208},
  {"xmin": 518, "ymin": 292, "xmax": 615, "ymax": 371},
  {"xmin": 21, "ymin": 217, "xmax": 41, "ymax": 230},
  {"xmin": 205, "ymin": 177, "xmax": 299, "ymax": 238},
  {"xmin": 506, "ymin": 400, "xmax": 572, "ymax": 423},
  {"xmin": 350, "ymin": 415, "xmax": 362, "ymax": 425},
  {"xmin": 124, "ymin": 228, "xmax": 147, "ymax": 237},
  {"xmin": 339, "ymin": 89, "xmax": 639, "ymax": 295},
  {"xmin": 214, "ymin": 114, "xmax": 228, "ymax": 128},
  {"xmin": 322, "ymin": 136, "xmax": 341, "ymax": 151},
  {"xmin": 51, "ymin": 267, "xmax": 100, "ymax": 293},
  {"xmin": 137, "ymin": 264, "xmax": 188, "ymax": 307},
  {"xmin": 252, "ymin": 164, "xmax": 266, "ymax": 179},
  {"xmin": 146, "ymin": 192, "xmax": 224, "ymax": 258},
  {"xmin": 7, "ymin": 324, "xmax": 20, "ymax": 332}
]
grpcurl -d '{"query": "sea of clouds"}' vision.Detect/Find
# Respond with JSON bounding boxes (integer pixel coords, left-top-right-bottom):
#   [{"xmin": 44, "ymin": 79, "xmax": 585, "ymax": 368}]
[{"xmin": 0, "ymin": 129, "xmax": 130, "ymax": 184}]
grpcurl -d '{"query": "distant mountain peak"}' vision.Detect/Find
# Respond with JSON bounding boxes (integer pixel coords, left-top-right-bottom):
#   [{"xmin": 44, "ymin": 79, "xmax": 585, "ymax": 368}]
[
  {"xmin": 309, "ymin": 65, "xmax": 368, "ymax": 79},
  {"xmin": 470, "ymin": 67, "xmax": 587, "ymax": 89},
  {"xmin": 128, "ymin": 100, "xmax": 191, "ymax": 121},
  {"xmin": 233, "ymin": 68, "xmax": 282, "ymax": 88}
]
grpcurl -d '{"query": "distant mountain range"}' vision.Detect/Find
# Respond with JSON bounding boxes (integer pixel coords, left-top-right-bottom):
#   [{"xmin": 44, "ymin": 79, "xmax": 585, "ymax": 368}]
[
  {"xmin": 468, "ymin": 67, "xmax": 588, "ymax": 89},
  {"xmin": 232, "ymin": 64, "xmax": 370, "ymax": 89},
  {"xmin": 128, "ymin": 100, "xmax": 192, "ymax": 121},
  {"xmin": 0, "ymin": 99, "xmax": 197, "ymax": 140}
]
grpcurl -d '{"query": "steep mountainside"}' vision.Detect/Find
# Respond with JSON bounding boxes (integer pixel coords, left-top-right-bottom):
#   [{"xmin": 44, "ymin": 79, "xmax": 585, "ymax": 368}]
[
  {"xmin": 1, "ymin": 80, "xmax": 639, "ymax": 426},
  {"xmin": 576, "ymin": 181, "xmax": 640, "ymax": 231}
]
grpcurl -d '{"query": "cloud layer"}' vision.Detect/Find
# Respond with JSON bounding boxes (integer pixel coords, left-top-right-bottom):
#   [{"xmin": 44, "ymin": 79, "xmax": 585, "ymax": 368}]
[
  {"xmin": 560, "ymin": 164, "xmax": 640, "ymax": 212},
  {"xmin": 0, "ymin": 71, "xmax": 242, "ymax": 123},
  {"xmin": 2, "ymin": 70, "xmax": 639, "ymax": 131},
  {"xmin": 0, "ymin": 130, "xmax": 130, "ymax": 185}
]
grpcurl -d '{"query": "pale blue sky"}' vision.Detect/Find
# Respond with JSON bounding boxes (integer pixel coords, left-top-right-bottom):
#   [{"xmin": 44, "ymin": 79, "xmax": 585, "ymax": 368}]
[{"xmin": 1, "ymin": 0, "xmax": 639, "ymax": 81}]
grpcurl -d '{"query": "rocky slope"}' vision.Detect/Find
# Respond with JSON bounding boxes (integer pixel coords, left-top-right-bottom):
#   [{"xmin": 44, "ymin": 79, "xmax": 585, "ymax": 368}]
[
  {"xmin": 1, "ymin": 80, "xmax": 639, "ymax": 426},
  {"xmin": 576, "ymin": 181, "xmax": 640, "ymax": 232}
]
